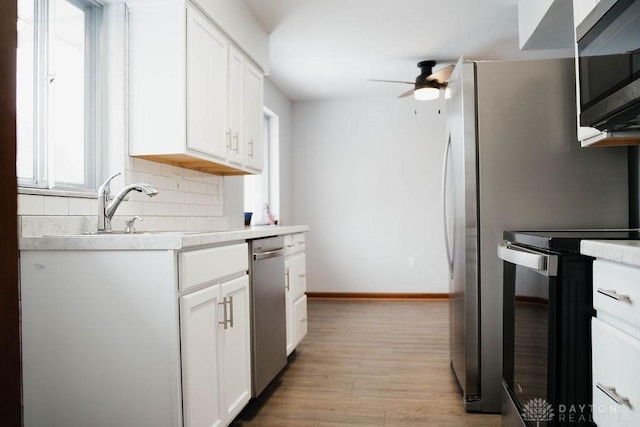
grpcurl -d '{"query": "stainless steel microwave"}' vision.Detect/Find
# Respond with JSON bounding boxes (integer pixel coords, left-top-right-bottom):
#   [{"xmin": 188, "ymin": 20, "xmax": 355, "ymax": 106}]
[{"xmin": 577, "ymin": 0, "xmax": 640, "ymax": 133}]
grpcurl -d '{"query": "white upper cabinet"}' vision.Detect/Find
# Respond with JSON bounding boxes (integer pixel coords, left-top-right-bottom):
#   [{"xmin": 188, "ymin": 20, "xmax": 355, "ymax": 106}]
[
  {"xmin": 129, "ymin": 1, "xmax": 264, "ymax": 175},
  {"xmin": 228, "ymin": 45, "xmax": 245, "ymax": 165},
  {"xmin": 227, "ymin": 45, "xmax": 264, "ymax": 172},
  {"xmin": 244, "ymin": 61, "xmax": 264, "ymax": 171},
  {"xmin": 186, "ymin": 5, "xmax": 229, "ymax": 159}
]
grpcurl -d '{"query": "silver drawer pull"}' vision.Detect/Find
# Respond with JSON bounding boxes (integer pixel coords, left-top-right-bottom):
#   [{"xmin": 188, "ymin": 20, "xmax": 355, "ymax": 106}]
[
  {"xmin": 597, "ymin": 289, "xmax": 632, "ymax": 303},
  {"xmin": 596, "ymin": 383, "xmax": 632, "ymax": 407}
]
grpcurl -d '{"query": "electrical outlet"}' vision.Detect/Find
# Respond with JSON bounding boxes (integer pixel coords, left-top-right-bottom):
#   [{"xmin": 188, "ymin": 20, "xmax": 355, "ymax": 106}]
[{"xmin": 408, "ymin": 257, "xmax": 416, "ymax": 269}]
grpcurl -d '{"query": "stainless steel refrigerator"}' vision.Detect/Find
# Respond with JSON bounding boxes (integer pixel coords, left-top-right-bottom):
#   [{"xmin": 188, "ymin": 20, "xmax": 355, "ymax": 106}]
[{"xmin": 442, "ymin": 57, "xmax": 629, "ymax": 413}]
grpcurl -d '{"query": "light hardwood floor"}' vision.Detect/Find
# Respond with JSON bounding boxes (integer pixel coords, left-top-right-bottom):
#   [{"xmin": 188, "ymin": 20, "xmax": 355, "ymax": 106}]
[{"xmin": 232, "ymin": 299, "xmax": 501, "ymax": 426}]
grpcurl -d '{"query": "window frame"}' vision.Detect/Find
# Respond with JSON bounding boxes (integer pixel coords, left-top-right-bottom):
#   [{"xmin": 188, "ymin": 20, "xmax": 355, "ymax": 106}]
[{"xmin": 17, "ymin": 0, "xmax": 103, "ymax": 192}]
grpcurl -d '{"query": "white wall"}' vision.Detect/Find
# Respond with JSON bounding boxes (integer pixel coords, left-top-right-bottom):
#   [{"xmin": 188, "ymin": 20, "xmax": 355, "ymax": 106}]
[{"xmin": 292, "ymin": 97, "xmax": 449, "ymax": 293}]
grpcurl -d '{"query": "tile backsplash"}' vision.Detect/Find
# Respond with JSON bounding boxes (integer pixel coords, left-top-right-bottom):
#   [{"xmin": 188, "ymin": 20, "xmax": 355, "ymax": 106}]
[{"xmin": 19, "ymin": 158, "xmax": 228, "ymax": 237}]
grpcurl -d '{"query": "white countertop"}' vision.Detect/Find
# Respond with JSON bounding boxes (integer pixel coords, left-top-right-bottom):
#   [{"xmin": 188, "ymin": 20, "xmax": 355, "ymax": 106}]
[
  {"xmin": 580, "ymin": 240, "xmax": 640, "ymax": 268},
  {"xmin": 19, "ymin": 225, "xmax": 309, "ymax": 251}
]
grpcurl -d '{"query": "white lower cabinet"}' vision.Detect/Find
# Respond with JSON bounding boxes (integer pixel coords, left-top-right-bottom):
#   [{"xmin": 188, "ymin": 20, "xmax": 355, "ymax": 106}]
[
  {"xmin": 590, "ymin": 259, "xmax": 640, "ymax": 427},
  {"xmin": 180, "ymin": 285, "xmax": 224, "ymax": 427},
  {"xmin": 20, "ymin": 242, "xmax": 250, "ymax": 427},
  {"xmin": 284, "ymin": 233, "xmax": 308, "ymax": 356},
  {"xmin": 180, "ymin": 274, "xmax": 250, "ymax": 427},
  {"xmin": 219, "ymin": 276, "xmax": 251, "ymax": 421},
  {"xmin": 294, "ymin": 295, "xmax": 308, "ymax": 344},
  {"xmin": 592, "ymin": 318, "xmax": 640, "ymax": 426}
]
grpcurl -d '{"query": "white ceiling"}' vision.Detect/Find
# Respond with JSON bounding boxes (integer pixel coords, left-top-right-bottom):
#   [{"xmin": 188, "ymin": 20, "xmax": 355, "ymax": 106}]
[{"xmin": 242, "ymin": 0, "xmax": 569, "ymax": 101}]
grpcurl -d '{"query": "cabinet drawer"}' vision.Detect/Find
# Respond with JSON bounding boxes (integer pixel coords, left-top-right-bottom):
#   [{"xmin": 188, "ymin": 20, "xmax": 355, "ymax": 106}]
[
  {"xmin": 592, "ymin": 317, "xmax": 640, "ymax": 426},
  {"xmin": 285, "ymin": 233, "xmax": 306, "ymax": 255},
  {"xmin": 593, "ymin": 260, "xmax": 640, "ymax": 336},
  {"xmin": 289, "ymin": 253, "xmax": 306, "ymax": 301},
  {"xmin": 179, "ymin": 243, "xmax": 248, "ymax": 291},
  {"xmin": 292, "ymin": 233, "xmax": 306, "ymax": 252}
]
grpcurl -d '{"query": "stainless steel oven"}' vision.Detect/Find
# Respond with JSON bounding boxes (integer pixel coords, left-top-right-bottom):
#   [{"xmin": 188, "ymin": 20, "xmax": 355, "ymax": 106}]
[
  {"xmin": 499, "ymin": 230, "xmax": 640, "ymax": 426},
  {"xmin": 500, "ymin": 240, "xmax": 558, "ymax": 427}
]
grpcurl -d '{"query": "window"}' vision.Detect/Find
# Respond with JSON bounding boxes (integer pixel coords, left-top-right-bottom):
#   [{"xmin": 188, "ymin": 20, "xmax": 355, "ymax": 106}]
[
  {"xmin": 17, "ymin": 0, "xmax": 102, "ymax": 191},
  {"xmin": 244, "ymin": 108, "xmax": 279, "ymax": 224}
]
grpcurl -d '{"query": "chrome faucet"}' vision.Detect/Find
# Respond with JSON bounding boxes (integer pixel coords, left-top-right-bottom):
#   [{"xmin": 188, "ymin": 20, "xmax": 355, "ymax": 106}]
[{"xmin": 97, "ymin": 172, "xmax": 158, "ymax": 232}]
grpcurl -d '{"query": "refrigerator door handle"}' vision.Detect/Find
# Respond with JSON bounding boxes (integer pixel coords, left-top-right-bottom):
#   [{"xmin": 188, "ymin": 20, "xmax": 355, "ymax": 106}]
[
  {"xmin": 497, "ymin": 241, "xmax": 558, "ymax": 277},
  {"xmin": 442, "ymin": 133, "xmax": 454, "ymax": 278}
]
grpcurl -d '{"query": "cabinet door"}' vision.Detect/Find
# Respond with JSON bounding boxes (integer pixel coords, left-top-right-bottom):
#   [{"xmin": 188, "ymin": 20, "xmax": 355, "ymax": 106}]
[
  {"xmin": 294, "ymin": 295, "xmax": 308, "ymax": 348},
  {"xmin": 220, "ymin": 275, "xmax": 252, "ymax": 422},
  {"xmin": 228, "ymin": 45, "xmax": 244, "ymax": 164},
  {"xmin": 186, "ymin": 4, "xmax": 228, "ymax": 158},
  {"xmin": 180, "ymin": 285, "xmax": 224, "ymax": 427},
  {"xmin": 244, "ymin": 61, "xmax": 264, "ymax": 171},
  {"xmin": 285, "ymin": 261, "xmax": 294, "ymax": 355},
  {"xmin": 289, "ymin": 253, "xmax": 307, "ymax": 301},
  {"xmin": 592, "ymin": 317, "xmax": 640, "ymax": 426}
]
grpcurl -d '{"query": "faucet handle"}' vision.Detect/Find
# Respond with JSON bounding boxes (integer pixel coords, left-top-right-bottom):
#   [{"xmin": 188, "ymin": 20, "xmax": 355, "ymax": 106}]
[
  {"xmin": 124, "ymin": 216, "xmax": 142, "ymax": 234},
  {"xmin": 98, "ymin": 172, "xmax": 122, "ymax": 196}
]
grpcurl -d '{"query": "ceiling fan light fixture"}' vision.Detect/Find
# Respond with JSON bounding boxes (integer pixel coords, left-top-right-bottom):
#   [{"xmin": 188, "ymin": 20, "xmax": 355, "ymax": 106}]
[{"xmin": 414, "ymin": 86, "xmax": 440, "ymax": 101}]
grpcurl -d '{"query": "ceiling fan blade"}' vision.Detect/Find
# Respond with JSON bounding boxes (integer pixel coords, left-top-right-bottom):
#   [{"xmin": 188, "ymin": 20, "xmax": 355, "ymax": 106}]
[
  {"xmin": 398, "ymin": 88, "xmax": 415, "ymax": 98},
  {"xmin": 368, "ymin": 79, "xmax": 414, "ymax": 85},
  {"xmin": 427, "ymin": 65, "xmax": 455, "ymax": 84}
]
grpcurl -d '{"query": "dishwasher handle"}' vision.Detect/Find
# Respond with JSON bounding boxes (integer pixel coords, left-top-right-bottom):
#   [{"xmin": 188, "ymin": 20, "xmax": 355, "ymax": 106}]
[
  {"xmin": 253, "ymin": 248, "xmax": 285, "ymax": 261},
  {"xmin": 497, "ymin": 241, "xmax": 558, "ymax": 277}
]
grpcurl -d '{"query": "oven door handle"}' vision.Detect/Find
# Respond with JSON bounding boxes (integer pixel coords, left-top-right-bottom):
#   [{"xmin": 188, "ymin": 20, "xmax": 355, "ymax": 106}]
[{"xmin": 497, "ymin": 241, "xmax": 558, "ymax": 277}]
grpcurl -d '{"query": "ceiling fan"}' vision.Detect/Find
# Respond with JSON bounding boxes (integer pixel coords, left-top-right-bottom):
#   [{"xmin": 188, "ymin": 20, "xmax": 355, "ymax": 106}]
[{"xmin": 370, "ymin": 60, "xmax": 454, "ymax": 100}]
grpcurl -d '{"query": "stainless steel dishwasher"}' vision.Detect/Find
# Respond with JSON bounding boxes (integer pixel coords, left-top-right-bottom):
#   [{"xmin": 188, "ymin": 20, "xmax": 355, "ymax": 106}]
[{"xmin": 249, "ymin": 236, "xmax": 287, "ymax": 397}]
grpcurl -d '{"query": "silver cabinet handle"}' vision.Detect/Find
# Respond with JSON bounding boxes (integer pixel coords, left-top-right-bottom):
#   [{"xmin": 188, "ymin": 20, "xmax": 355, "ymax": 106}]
[
  {"xmin": 298, "ymin": 273, "xmax": 306, "ymax": 278},
  {"xmin": 597, "ymin": 289, "xmax": 632, "ymax": 303},
  {"xmin": 596, "ymin": 383, "xmax": 631, "ymax": 407},
  {"xmin": 441, "ymin": 133, "xmax": 454, "ymax": 279},
  {"xmin": 285, "ymin": 269, "xmax": 290, "ymax": 291},
  {"xmin": 497, "ymin": 242, "xmax": 558, "ymax": 277},
  {"xmin": 226, "ymin": 130, "xmax": 232, "ymax": 151},
  {"xmin": 248, "ymin": 140, "xmax": 254, "ymax": 158},
  {"xmin": 233, "ymin": 133, "xmax": 239, "ymax": 153},
  {"xmin": 218, "ymin": 297, "xmax": 233, "ymax": 329},
  {"xmin": 253, "ymin": 248, "xmax": 285, "ymax": 261},
  {"xmin": 218, "ymin": 297, "xmax": 229, "ymax": 329}
]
